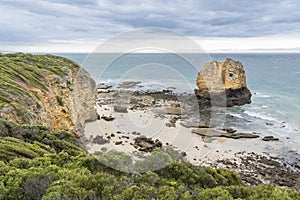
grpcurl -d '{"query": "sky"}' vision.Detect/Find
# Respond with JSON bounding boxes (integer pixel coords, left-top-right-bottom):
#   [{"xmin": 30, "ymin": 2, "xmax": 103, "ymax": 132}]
[{"xmin": 1, "ymin": 0, "xmax": 300, "ymax": 52}]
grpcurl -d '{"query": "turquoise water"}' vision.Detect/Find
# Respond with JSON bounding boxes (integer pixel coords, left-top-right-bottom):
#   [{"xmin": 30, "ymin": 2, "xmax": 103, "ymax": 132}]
[{"xmin": 57, "ymin": 53, "xmax": 300, "ymax": 152}]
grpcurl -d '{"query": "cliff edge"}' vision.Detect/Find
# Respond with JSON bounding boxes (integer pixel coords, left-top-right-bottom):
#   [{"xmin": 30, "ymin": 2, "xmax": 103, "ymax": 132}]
[
  {"xmin": 0, "ymin": 53, "xmax": 97, "ymax": 134},
  {"xmin": 195, "ymin": 58, "xmax": 251, "ymax": 107}
]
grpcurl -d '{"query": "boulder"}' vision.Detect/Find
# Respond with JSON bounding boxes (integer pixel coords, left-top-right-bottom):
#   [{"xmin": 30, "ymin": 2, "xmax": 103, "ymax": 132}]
[
  {"xmin": 92, "ymin": 135, "xmax": 109, "ymax": 145},
  {"xmin": 114, "ymin": 105, "xmax": 128, "ymax": 113},
  {"xmin": 133, "ymin": 136, "xmax": 162, "ymax": 152},
  {"xmin": 101, "ymin": 115, "xmax": 115, "ymax": 121},
  {"xmin": 166, "ymin": 122, "xmax": 176, "ymax": 127},
  {"xmin": 262, "ymin": 136, "xmax": 279, "ymax": 141},
  {"xmin": 115, "ymin": 141, "xmax": 123, "ymax": 145},
  {"xmin": 195, "ymin": 58, "xmax": 251, "ymax": 107}
]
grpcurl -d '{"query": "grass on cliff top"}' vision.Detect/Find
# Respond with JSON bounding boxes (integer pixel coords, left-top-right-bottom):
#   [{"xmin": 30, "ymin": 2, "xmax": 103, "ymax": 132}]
[
  {"xmin": 0, "ymin": 53, "xmax": 80, "ymax": 88},
  {"xmin": 0, "ymin": 53, "xmax": 80, "ymax": 121}
]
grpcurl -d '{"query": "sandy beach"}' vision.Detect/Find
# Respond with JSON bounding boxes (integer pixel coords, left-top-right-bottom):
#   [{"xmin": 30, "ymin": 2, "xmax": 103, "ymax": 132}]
[{"xmin": 84, "ymin": 103, "xmax": 283, "ymax": 163}]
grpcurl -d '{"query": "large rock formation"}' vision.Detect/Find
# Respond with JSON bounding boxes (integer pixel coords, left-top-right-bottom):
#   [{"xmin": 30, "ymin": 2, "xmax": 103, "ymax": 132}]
[
  {"xmin": 0, "ymin": 53, "xmax": 97, "ymax": 134},
  {"xmin": 195, "ymin": 58, "xmax": 251, "ymax": 107}
]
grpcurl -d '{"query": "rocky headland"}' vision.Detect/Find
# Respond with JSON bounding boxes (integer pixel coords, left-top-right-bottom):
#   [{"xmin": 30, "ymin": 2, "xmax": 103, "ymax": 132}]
[{"xmin": 0, "ymin": 53, "xmax": 97, "ymax": 135}]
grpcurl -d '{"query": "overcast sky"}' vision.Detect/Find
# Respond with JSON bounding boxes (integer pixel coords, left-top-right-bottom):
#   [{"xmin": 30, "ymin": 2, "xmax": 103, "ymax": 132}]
[{"xmin": 1, "ymin": 0, "xmax": 300, "ymax": 52}]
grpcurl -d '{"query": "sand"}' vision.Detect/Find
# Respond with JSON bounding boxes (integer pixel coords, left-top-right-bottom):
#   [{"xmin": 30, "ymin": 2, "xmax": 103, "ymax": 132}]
[{"xmin": 83, "ymin": 102, "xmax": 285, "ymax": 166}]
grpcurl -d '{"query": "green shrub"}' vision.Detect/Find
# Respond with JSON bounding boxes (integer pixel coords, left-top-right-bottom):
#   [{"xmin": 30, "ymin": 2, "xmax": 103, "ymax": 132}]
[
  {"xmin": 194, "ymin": 187, "xmax": 233, "ymax": 200},
  {"xmin": 55, "ymin": 96, "xmax": 64, "ymax": 107}
]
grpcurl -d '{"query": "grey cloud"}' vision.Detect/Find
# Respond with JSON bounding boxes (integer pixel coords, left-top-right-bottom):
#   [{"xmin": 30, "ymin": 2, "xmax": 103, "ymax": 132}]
[
  {"xmin": 46, "ymin": 0, "xmax": 98, "ymax": 6},
  {"xmin": 0, "ymin": 0, "xmax": 300, "ymax": 46}
]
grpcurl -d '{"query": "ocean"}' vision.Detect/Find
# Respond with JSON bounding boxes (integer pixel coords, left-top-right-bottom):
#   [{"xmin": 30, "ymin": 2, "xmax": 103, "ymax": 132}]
[{"xmin": 56, "ymin": 53, "xmax": 300, "ymax": 153}]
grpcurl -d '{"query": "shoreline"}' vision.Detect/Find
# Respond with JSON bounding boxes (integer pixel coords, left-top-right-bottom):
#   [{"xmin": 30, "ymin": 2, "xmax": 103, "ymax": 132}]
[{"xmin": 83, "ymin": 86, "xmax": 300, "ymax": 188}]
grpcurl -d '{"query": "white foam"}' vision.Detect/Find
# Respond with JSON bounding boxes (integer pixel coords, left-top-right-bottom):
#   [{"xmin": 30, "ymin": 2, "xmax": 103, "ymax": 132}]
[
  {"xmin": 229, "ymin": 113, "xmax": 244, "ymax": 119},
  {"xmin": 258, "ymin": 94, "xmax": 273, "ymax": 98},
  {"xmin": 253, "ymin": 92, "xmax": 274, "ymax": 98},
  {"xmin": 261, "ymin": 105, "xmax": 268, "ymax": 109},
  {"xmin": 244, "ymin": 110, "xmax": 277, "ymax": 121}
]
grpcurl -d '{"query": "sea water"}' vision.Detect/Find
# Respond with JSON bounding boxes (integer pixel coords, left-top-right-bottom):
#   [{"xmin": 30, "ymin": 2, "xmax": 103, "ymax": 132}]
[{"xmin": 57, "ymin": 53, "xmax": 300, "ymax": 153}]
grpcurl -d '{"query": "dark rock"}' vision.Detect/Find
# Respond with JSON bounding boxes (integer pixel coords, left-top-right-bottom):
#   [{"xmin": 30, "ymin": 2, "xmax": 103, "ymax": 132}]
[
  {"xmin": 92, "ymin": 135, "xmax": 109, "ymax": 145},
  {"xmin": 169, "ymin": 118, "xmax": 177, "ymax": 124},
  {"xmin": 194, "ymin": 87, "xmax": 251, "ymax": 107},
  {"xmin": 258, "ymin": 158, "xmax": 281, "ymax": 167},
  {"xmin": 115, "ymin": 141, "xmax": 122, "ymax": 145},
  {"xmin": 181, "ymin": 152, "xmax": 187, "ymax": 157},
  {"xmin": 235, "ymin": 133, "xmax": 260, "ymax": 139},
  {"xmin": 266, "ymin": 122, "xmax": 273, "ymax": 126},
  {"xmin": 132, "ymin": 131, "xmax": 141, "ymax": 135},
  {"xmin": 262, "ymin": 136, "xmax": 279, "ymax": 141},
  {"xmin": 133, "ymin": 136, "xmax": 163, "ymax": 152},
  {"xmin": 217, "ymin": 152, "xmax": 300, "ymax": 188},
  {"xmin": 101, "ymin": 116, "xmax": 115, "ymax": 121},
  {"xmin": 114, "ymin": 105, "xmax": 128, "ymax": 113},
  {"xmin": 221, "ymin": 128, "xmax": 237, "ymax": 133},
  {"xmin": 162, "ymin": 89, "xmax": 173, "ymax": 93},
  {"xmin": 132, "ymin": 91, "xmax": 178, "ymax": 101},
  {"xmin": 166, "ymin": 122, "xmax": 176, "ymax": 127}
]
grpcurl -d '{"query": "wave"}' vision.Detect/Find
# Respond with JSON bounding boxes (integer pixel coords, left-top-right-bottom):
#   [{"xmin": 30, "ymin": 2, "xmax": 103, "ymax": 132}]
[
  {"xmin": 229, "ymin": 113, "xmax": 244, "ymax": 119},
  {"xmin": 253, "ymin": 92, "xmax": 274, "ymax": 98},
  {"xmin": 244, "ymin": 110, "xmax": 277, "ymax": 121}
]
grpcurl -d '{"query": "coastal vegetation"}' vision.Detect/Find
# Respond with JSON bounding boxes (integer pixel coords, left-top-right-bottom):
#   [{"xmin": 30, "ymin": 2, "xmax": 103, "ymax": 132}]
[{"xmin": 1, "ymin": 120, "xmax": 300, "ymax": 199}]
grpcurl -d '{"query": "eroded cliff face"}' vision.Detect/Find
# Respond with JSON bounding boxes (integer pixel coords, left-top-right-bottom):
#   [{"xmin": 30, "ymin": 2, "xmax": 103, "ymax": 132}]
[
  {"xmin": 0, "ymin": 53, "xmax": 97, "ymax": 135},
  {"xmin": 195, "ymin": 58, "xmax": 251, "ymax": 107},
  {"xmin": 37, "ymin": 66, "xmax": 97, "ymax": 134},
  {"xmin": 72, "ymin": 68, "xmax": 98, "ymax": 133}
]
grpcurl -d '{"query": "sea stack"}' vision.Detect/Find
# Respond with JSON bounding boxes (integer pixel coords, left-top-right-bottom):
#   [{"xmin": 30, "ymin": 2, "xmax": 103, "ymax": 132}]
[{"xmin": 195, "ymin": 58, "xmax": 251, "ymax": 107}]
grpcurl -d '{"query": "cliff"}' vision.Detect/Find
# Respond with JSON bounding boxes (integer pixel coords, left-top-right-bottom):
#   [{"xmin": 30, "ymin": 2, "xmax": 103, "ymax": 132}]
[
  {"xmin": 0, "ymin": 53, "xmax": 97, "ymax": 135},
  {"xmin": 195, "ymin": 58, "xmax": 251, "ymax": 107}
]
